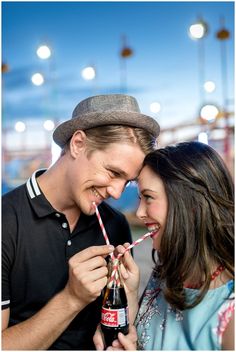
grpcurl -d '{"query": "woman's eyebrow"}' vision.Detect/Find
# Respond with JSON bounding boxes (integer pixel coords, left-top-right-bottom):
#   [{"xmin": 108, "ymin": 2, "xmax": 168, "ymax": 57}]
[{"xmin": 140, "ymin": 188, "xmax": 156, "ymax": 194}]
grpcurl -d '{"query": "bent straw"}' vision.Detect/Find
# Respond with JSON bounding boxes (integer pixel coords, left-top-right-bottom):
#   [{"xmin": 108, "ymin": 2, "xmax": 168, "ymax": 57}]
[
  {"xmin": 109, "ymin": 231, "xmax": 155, "ymax": 287},
  {"xmin": 117, "ymin": 231, "xmax": 155, "ymax": 259}
]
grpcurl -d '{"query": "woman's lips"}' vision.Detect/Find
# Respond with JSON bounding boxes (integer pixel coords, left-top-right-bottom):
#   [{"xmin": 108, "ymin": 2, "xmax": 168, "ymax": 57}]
[
  {"xmin": 145, "ymin": 223, "xmax": 160, "ymax": 235},
  {"xmin": 151, "ymin": 230, "xmax": 159, "ymax": 239}
]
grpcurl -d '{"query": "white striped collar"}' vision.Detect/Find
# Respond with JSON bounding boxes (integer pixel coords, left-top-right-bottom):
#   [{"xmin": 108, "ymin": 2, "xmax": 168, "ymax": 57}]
[
  {"xmin": 26, "ymin": 169, "xmax": 47, "ymax": 199},
  {"xmin": 1, "ymin": 299, "xmax": 10, "ymax": 307}
]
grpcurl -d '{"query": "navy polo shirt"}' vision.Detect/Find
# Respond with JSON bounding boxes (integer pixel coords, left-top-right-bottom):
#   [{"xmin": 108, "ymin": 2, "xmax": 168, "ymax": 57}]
[{"xmin": 2, "ymin": 169, "xmax": 132, "ymax": 350}]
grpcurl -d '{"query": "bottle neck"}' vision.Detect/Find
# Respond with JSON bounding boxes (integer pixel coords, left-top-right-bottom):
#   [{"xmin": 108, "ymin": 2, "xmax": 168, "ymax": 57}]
[{"xmin": 107, "ymin": 258, "xmax": 123, "ymax": 289}]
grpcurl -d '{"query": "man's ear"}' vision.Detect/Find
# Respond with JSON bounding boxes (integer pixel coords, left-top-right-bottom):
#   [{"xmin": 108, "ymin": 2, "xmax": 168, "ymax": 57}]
[{"xmin": 70, "ymin": 130, "xmax": 87, "ymax": 158}]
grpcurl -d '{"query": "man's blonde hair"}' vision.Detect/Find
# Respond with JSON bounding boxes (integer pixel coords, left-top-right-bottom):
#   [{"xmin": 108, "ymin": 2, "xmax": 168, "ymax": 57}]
[{"xmin": 61, "ymin": 125, "xmax": 157, "ymax": 157}]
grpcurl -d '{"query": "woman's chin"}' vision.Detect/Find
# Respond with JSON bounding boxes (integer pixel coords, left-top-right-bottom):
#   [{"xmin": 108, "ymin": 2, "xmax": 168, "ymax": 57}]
[{"xmin": 151, "ymin": 232, "xmax": 161, "ymax": 250}]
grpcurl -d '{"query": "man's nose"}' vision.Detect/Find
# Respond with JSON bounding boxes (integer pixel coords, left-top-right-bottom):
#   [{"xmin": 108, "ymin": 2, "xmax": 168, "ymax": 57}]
[{"xmin": 107, "ymin": 180, "xmax": 126, "ymax": 200}]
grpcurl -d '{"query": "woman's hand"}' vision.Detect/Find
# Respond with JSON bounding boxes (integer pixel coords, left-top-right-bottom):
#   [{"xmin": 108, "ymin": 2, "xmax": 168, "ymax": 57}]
[
  {"xmin": 93, "ymin": 324, "xmax": 137, "ymax": 351},
  {"xmin": 115, "ymin": 243, "xmax": 140, "ymax": 324},
  {"xmin": 116, "ymin": 243, "xmax": 140, "ymax": 296},
  {"xmin": 106, "ymin": 325, "xmax": 137, "ymax": 351}
]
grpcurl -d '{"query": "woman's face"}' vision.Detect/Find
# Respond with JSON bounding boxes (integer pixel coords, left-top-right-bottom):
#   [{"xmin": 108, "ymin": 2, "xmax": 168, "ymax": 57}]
[{"xmin": 136, "ymin": 165, "xmax": 168, "ymax": 250}]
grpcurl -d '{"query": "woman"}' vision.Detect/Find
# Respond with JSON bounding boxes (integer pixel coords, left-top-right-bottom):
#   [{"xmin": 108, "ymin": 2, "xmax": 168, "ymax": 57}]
[{"xmin": 95, "ymin": 141, "xmax": 234, "ymax": 350}]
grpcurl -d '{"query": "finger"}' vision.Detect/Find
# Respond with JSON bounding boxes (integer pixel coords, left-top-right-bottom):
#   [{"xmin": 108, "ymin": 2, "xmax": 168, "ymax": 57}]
[
  {"xmin": 118, "ymin": 331, "xmax": 137, "ymax": 350},
  {"xmin": 79, "ymin": 256, "xmax": 107, "ymax": 272},
  {"xmin": 77, "ymin": 266, "xmax": 108, "ymax": 283},
  {"xmin": 119, "ymin": 263, "xmax": 129, "ymax": 280},
  {"xmin": 123, "ymin": 242, "xmax": 131, "ymax": 249},
  {"xmin": 112, "ymin": 339, "xmax": 122, "ymax": 347},
  {"xmin": 114, "ymin": 242, "xmax": 132, "ymax": 259},
  {"xmin": 128, "ymin": 325, "xmax": 138, "ymax": 341},
  {"xmin": 93, "ymin": 325, "xmax": 105, "ymax": 350},
  {"xmin": 89, "ymin": 276, "xmax": 108, "ymax": 296},
  {"xmin": 114, "ymin": 245, "xmax": 127, "ymax": 257},
  {"xmin": 106, "ymin": 347, "xmax": 120, "ymax": 351},
  {"xmin": 122, "ymin": 251, "xmax": 139, "ymax": 274},
  {"xmin": 70, "ymin": 245, "xmax": 114, "ymax": 264}
]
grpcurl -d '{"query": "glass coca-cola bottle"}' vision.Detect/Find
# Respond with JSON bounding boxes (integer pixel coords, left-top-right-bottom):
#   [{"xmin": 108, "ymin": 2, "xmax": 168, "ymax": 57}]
[{"xmin": 101, "ymin": 257, "xmax": 129, "ymax": 348}]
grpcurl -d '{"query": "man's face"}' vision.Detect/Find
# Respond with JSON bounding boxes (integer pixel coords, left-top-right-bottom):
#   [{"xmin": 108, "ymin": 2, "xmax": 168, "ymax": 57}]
[{"xmin": 69, "ymin": 142, "xmax": 145, "ymax": 215}]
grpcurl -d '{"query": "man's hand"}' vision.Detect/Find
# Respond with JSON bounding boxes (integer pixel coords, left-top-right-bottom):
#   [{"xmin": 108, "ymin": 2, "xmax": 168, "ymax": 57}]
[
  {"xmin": 65, "ymin": 245, "xmax": 114, "ymax": 309},
  {"xmin": 93, "ymin": 324, "xmax": 105, "ymax": 350}
]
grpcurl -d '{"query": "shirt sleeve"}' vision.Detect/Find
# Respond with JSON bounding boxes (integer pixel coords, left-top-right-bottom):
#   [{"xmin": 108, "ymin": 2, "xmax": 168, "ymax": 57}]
[
  {"xmin": 2, "ymin": 199, "xmax": 17, "ymax": 310},
  {"xmin": 215, "ymin": 292, "xmax": 235, "ymax": 346}
]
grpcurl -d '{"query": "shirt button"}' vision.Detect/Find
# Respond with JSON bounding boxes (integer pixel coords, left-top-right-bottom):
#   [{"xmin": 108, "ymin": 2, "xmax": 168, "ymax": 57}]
[
  {"xmin": 62, "ymin": 222, "xmax": 68, "ymax": 229},
  {"xmin": 55, "ymin": 213, "xmax": 61, "ymax": 217},
  {"xmin": 67, "ymin": 240, "xmax": 72, "ymax": 246}
]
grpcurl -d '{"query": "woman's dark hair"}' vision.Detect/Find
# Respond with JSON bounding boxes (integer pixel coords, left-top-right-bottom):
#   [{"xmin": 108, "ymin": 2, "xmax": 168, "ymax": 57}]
[{"xmin": 144, "ymin": 141, "xmax": 234, "ymax": 310}]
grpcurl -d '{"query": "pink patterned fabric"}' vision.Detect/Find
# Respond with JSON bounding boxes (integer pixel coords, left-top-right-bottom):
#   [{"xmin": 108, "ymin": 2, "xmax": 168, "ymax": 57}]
[{"xmin": 215, "ymin": 294, "xmax": 235, "ymax": 344}]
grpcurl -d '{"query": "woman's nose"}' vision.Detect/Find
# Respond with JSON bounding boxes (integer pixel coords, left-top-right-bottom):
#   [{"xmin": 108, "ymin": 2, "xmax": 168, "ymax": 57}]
[{"xmin": 136, "ymin": 200, "xmax": 146, "ymax": 219}]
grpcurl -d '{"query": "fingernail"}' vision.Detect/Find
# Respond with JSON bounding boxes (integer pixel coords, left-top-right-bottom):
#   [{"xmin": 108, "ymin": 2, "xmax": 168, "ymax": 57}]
[{"xmin": 108, "ymin": 245, "xmax": 114, "ymax": 251}]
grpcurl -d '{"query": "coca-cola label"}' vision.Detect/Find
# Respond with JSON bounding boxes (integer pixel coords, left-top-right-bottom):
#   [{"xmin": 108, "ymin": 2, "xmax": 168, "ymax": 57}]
[{"xmin": 101, "ymin": 307, "xmax": 129, "ymax": 327}]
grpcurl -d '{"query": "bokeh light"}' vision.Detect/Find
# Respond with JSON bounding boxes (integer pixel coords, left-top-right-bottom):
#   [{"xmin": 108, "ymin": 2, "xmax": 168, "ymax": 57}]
[
  {"xmin": 81, "ymin": 66, "xmax": 96, "ymax": 80},
  {"xmin": 204, "ymin": 81, "xmax": 216, "ymax": 93},
  {"xmin": 43, "ymin": 120, "xmax": 55, "ymax": 131},
  {"xmin": 189, "ymin": 21, "xmax": 208, "ymax": 39},
  {"xmin": 37, "ymin": 45, "xmax": 51, "ymax": 59},
  {"xmin": 150, "ymin": 102, "xmax": 161, "ymax": 113},
  {"xmin": 31, "ymin": 73, "xmax": 44, "ymax": 86},
  {"xmin": 15, "ymin": 121, "xmax": 26, "ymax": 132},
  {"xmin": 198, "ymin": 132, "xmax": 208, "ymax": 144},
  {"xmin": 200, "ymin": 104, "xmax": 219, "ymax": 122}
]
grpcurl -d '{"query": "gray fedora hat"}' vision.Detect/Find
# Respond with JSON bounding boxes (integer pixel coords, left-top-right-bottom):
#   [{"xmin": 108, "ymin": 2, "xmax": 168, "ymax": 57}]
[{"xmin": 53, "ymin": 94, "xmax": 160, "ymax": 147}]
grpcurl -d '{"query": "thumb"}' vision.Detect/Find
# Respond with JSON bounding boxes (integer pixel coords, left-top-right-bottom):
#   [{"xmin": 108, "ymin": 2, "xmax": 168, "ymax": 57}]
[{"xmin": 118, "ymin": 326, "xmax": 137, "ymax": 350}]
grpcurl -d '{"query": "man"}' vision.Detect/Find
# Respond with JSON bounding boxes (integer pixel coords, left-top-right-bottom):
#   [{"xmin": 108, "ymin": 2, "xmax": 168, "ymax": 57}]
[{"xmin": 2, "ymin": 94, "xmax": 160, "ymax": 350}]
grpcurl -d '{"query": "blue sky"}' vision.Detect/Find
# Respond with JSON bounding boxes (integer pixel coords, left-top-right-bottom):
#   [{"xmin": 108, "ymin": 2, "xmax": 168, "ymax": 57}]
[{"xmin": 2, "ymin": 1, "xmax": 234, "ymax": 131}]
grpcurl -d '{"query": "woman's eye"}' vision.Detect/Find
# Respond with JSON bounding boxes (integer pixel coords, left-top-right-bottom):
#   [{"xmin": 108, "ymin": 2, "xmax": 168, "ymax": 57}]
[{"xmin": 144, "ymin": 194, "xmax": 153, "ymax": 201}]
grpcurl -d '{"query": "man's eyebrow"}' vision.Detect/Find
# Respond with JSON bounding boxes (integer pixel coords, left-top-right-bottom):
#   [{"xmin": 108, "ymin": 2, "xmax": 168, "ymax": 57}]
[{"xmin": 106, "ymin": 165, "xmax": 129, "ymax": 178}]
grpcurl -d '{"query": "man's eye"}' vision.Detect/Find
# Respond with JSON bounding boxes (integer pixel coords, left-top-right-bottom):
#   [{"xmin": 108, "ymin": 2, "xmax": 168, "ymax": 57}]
[{"xmin": 111, "ymin": 170, "xmax": 121, "ymax": 178}]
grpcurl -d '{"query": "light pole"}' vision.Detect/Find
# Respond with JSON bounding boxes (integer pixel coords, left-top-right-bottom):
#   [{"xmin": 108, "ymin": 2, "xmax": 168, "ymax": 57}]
[
  {"xmin": 188, "ymin": 18, "xmax": 208, "ymax": 105},
  {"xmin": 36, "ymin": 43, "xmax": 59, "ymax": 158},
  {"xmin": 216, "ymin": 17, "xmax": 231, "ymax": 165},
  {"xmin": 120, "ymin": 35, "xmax": 133, "ymax": 93}
]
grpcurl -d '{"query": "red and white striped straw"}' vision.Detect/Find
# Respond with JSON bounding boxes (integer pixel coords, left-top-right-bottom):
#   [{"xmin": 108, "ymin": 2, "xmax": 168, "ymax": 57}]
[
  {"xmin": 93, "ymin": 202, "xmax": 114, "ymax": 259},
  {"xmin": 108, "ymin": 231, "xmax": 155, "ymax": 287},
  {"xmin": 117, "ymin": 231, "xmax": 155, "ymax": 259},
  {"xmin": 107, "ymin": 258, "xmax": 120, "ymax": 288}
]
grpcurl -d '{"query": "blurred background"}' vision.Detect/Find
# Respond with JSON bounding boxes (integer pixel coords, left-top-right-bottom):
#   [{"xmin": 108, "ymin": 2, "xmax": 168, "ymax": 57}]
[
  {"xmin": 2, "ymin": 1, "xmax": 234, "ymax": 293},
  {"xmin": 2, "ymin": 1, "xmax": 234, "ymax": 212}
]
